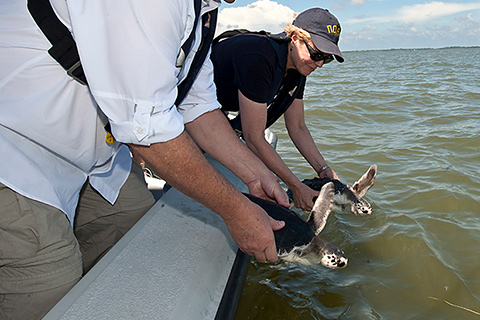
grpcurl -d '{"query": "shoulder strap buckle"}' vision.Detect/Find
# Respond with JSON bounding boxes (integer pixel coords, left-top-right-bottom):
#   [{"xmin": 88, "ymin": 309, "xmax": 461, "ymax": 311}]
[{"xmin": 66, "ymin": 61, "xmax": 87, "ymax": 86}]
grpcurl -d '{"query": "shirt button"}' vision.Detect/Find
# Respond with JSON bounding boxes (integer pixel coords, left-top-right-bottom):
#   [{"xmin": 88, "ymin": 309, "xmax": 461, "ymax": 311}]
[{"xmin": 136, "ymin": 127, "xmax": 145, "ymax": 134}]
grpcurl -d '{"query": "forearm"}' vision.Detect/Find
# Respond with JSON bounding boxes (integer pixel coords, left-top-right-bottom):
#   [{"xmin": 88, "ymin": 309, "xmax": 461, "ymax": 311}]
[
  {"xmin": 245, "ymin": 134, "xmax": 302, "ymax": 190},
  {"xmin": 184, "ymin": 110, "xmax": 288, "ymax": 205},
  {"xmin": 245, "ymin": 132, "xmax": 318, "ymax": 210},
  {"xmin": 129, "ymin": 132, "xmax": 244, "ymax": 217},
  {"xmin": 129, "ymin": 132, "xmax": 283, "ymax": 262},
  {"xmin": 185, "ymin": 111, "xmax": 275, "ymax": 187},
  {"xmin": 288, "ymin": 124, "xmax": 328, "ymax": 173},
  {"xmin": 284, "ymin": 99, "xmax": 337, "ymax": 180}
]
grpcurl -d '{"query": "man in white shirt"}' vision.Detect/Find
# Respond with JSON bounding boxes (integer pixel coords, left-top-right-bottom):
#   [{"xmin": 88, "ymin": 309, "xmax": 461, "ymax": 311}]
[{"xmin": 0, "ymin": 0, "xmax": 287, "ymax": 318}]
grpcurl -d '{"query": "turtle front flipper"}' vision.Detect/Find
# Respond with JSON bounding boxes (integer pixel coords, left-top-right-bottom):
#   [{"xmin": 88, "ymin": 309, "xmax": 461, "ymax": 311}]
[
  {"xmin": 307, "ymin": 182, "xmax": 334, "ymax": 235},
  {"xmin": 351, "ymin": 164, "xmax": 377, "ymax": 198}
]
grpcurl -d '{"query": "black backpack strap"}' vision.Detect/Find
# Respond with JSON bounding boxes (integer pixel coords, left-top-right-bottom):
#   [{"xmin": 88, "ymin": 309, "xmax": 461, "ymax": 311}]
[
  {"xmin": 175, "ymin": 7, "xmax": 218, "ymax": 107},
  {"xmin": 212, "ymin": 29, "xmax": 270, "ymax": 47},
  {"xmin": 178, "ymin": 0, "xmax": 202, "ymax": 69},
  {"xmin": 27, "ymin": 0, "xmax": 209, "ymax": 104},
  {"xmin": 27, "ymin": 0, "xmax": 87, "ymax": 85}
]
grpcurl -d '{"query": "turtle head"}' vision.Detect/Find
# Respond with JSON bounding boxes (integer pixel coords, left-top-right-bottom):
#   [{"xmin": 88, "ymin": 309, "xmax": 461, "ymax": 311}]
[
  {"xmin": 319, "ymin": 241, "xmax": 348, "ymax": 269},
  {"xmin": 335, "ymin": 187, "xmax": 373, "ymax": 215},
  {"xmin": 331, "ymin": 164, "xmax": 377, "ymax": 215},
  {"xmin": 290, "ymin": 236, "xmax": 348, "ymax": 268},
  {"xmin": 343, "ymin": 164, "xmax": 377, "ymax": 215},
  {"xmin": 352, "ymin": 197, "xmax": 373, "ymax": 215},
  {"xmin": 291, "ymin": 165, "xmax": 377, "ymax": 215}
]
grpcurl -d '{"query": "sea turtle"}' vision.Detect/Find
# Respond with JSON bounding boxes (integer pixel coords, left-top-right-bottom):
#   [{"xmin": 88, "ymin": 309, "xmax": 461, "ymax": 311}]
[
  {"xmin": 287, "ymin": 165, "xmax": 377, "ymax": 215},
  {"xmin": 244, "ymin": 182, "xmax": 347, "ymax": 268}
]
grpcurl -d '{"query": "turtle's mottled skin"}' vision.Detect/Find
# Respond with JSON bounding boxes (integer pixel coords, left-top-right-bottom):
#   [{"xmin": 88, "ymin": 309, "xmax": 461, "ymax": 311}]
[
  {"xmin": 245, "ymin": 182, "xmax": 347, "ymax": 268},
  {"xmin": 287, "ymin": 165, "xmax": 377, "ymax": 215}
]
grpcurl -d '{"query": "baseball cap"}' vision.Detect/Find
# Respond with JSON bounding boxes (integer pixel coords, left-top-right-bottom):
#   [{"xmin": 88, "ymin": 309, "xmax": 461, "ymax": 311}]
[{"xmin": 293, "ymin": 8, "xmax": 344, "ymax": 63}]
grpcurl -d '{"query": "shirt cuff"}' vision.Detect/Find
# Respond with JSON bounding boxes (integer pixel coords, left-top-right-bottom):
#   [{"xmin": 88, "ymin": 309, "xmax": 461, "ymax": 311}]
[{"xmin": 110, "ymin": 103, "xmax": 185, "ymax": 146}]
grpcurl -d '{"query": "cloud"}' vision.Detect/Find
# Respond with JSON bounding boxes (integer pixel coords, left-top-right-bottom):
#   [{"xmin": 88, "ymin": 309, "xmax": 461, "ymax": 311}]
[
  {"xmin": 455, "ymin": 12, "xmax": 480, "ymax": 36},
  {"xmin": 350, "ymin": 0, "xmax": 367, "ymax": 5},
  {"xmin": 343, "ymin": 11, "xmax": 479, "ymax": 50},
  {"xmin": 216, "ymin": 0, "xmax": 295, "ymax": 36},
  {"xmin": 345, "ymin": 1, "xmax": 480, "ymax": 24},
  {"xmin": 397, "ymin": 1, "xmax": 480, "ymax": 22}
]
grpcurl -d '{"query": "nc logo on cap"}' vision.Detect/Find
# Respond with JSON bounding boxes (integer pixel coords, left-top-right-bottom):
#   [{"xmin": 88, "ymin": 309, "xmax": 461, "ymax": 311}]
[{"xmin": 327, "ymin": 25, "xmax": 341, "ymax": 36}]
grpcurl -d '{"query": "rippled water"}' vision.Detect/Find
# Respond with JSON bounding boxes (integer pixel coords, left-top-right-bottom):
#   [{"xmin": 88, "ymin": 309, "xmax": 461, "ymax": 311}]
[{"xmin": 235, "ymin": 47, "xmax": 480, "ymax": 320}]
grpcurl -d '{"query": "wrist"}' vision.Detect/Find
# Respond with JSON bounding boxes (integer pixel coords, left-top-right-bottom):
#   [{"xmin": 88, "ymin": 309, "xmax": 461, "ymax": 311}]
[{"xmin": 317, "ymin": 165, "xmax": 330, "ymax": 176}]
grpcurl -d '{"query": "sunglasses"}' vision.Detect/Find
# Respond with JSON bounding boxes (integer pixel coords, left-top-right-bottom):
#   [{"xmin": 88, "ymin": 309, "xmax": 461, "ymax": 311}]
[{"xmin": 303, "ymin": 41, "xmax": 334, "ymax": 64}]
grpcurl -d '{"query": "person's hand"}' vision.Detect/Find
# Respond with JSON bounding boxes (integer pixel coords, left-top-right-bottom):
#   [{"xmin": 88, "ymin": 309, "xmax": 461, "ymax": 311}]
[
  {"xmin": 245, "ymin": 172, "xmax": 290, "ymax": 208},
  {"xmin": 318, "ymin": 166, "xmax": 339, "ymax": 180},
  {"xmin": 224, "ymin": 198, "xmax": 285, "ymax": 263},
  {"xmin": 291, "ymin": 183, "xmax": 318, "ymax": 211}
]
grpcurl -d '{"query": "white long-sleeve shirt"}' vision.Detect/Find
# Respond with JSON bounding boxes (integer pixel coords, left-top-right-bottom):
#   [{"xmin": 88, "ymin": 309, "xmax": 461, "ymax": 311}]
[{"xmin": 0, "ymin": 0, "xmax": 221, "ymax": 224}]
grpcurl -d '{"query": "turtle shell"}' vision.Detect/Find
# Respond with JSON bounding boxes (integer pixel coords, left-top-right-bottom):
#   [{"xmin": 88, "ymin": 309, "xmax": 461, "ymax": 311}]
[{"xmin": 243, "ymin": 194, "xmax": 314, "ymax": 251}]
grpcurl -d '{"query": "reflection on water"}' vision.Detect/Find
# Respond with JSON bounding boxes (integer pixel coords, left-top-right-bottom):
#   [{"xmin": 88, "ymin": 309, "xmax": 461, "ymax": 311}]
[{"xmin": 235, "ymin": 47, "xmax": 480, "ymax": 320}]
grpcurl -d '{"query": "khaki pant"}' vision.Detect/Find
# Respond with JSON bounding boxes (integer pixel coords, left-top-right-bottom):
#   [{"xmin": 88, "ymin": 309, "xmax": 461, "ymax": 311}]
[{"xmin": 0, "ymin": 161, "xmax": 154, "ymax": 320}]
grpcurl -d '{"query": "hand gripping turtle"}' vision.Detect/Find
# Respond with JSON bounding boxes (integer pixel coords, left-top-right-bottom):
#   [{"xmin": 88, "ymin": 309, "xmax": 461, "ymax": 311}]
[
  {"xmin": 244, "ymin": 182, "xmax": 348, "ymax": 268},
  {"xmin": 287, "ymin": 165, "xmax": 377, "ymax": 215}
]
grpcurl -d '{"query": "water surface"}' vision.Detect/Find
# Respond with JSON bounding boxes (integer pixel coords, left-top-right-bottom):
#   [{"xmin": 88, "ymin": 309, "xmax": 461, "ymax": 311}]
[{"xmin": 235, "ymin": 47, "xmax": 480, "ymax": 320}]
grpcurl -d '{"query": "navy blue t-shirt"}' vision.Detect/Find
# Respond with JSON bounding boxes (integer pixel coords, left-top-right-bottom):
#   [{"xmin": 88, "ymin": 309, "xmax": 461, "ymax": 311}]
[{"xmin": 211, "ymin": 34, "xmax": 304, "ymax": 112}]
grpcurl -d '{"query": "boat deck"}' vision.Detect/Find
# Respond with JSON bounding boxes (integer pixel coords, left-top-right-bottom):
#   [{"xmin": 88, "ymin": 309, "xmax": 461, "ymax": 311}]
[{"xmin": 44, "ymin": 154, "xmax": 249, "ymax": 319}]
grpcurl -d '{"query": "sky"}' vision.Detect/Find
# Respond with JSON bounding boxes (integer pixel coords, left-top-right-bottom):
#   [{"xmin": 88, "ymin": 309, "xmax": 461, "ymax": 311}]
[{"xmin": 216, "ymin": 0, "xmax": 480, "ymax": 51}]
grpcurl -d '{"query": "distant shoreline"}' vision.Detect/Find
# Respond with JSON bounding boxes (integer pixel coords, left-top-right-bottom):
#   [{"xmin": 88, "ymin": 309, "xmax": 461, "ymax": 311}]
[{"xmin": 344, "ymin": 45, "xmax": 479, "ymax": 53}]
